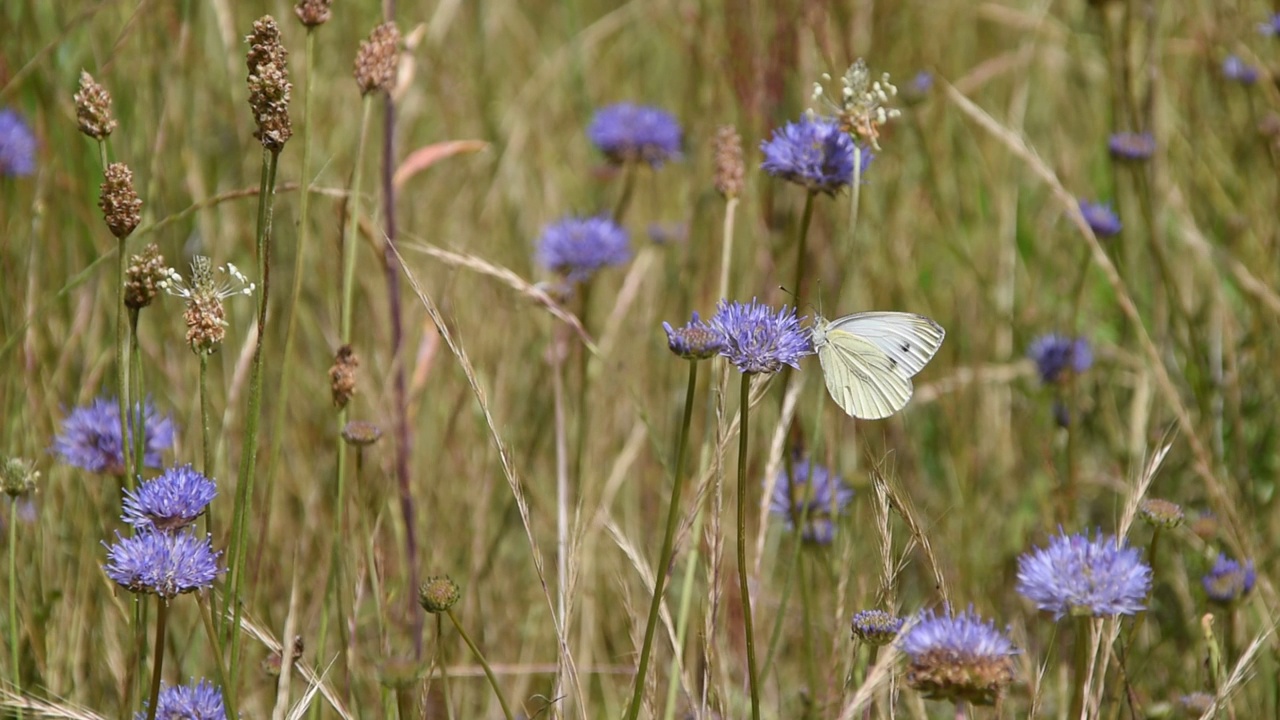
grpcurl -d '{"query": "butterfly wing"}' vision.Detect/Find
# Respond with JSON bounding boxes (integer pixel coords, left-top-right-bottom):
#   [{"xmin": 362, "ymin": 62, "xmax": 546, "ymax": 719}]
[
  {"xmin": 828, "ymin": 312, "xmax": 945, "ymax": 378},
  {"xmin": 817, "ymin": 328, "xmax": 913, "ymax": 420}
]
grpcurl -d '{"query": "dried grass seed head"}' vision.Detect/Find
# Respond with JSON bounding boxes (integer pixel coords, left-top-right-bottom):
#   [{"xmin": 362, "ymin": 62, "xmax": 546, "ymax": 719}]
[
  {"xmin": 246, "ymin": 16, "xmax": 293, "ymax": 151},
  {"xmin": 125, "ymin": 243, "xmax": 166, "ymax": 309},
  {"xmin": 294, "ymin": 0, "xmax": 332, "ymax": 27},
  {"xmin": 330, "ymin": 344, "xmax": 359, "ymax": 407},
  {"xmin": 74, "ymin": 71, "xmax": 116, "ymax": 140},
  {"xmin": 354, "ymin": 22, "xmax": 401, "ymax": 96},
  {"xmin": 160, "ymin": 256, "xmax": 255, "ymax": 354},
  {"xmin": 712, "ymin": 125, "xmax": 744, "ymax": 198},
  {"xmin": 99, "ymin": 162, "xmax": 142, "ymax": 239},
  {"xmin": 812, "ymin": 58, "xmax": 901, "ymax": 150}
]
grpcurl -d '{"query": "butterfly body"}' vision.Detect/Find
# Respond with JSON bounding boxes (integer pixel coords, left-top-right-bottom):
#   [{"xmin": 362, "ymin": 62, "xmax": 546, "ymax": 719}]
[{"xmin": 811, "ymin": 312, "xmax": 946, "ymax": 420}]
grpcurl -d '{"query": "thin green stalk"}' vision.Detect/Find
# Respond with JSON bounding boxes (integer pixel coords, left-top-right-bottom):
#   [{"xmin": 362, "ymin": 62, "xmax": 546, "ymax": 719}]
[
  {"xmin": 445, "ymin": 609, "xmax": 515, "ymax": 720},
  {"xmin": 435, "ymin": 614, "xmax": 454, "ymax": 720},
  {"xmin": 717, "ymin": 197, "xmax": 740, "ymax": 300},
  {"xmin": 115, "ymin": 236, "xmax": 132, "ymax": 490},
  {"xmin": 343, "ymin": 97, "xmax": 374, "ymax": 340},
  {"xmin": 144, "ymin": 601, "xmax": 168, "ymax": 720},
  {"xmin": 195, "ymin": 594, "xmax": 230, "ymax": 711},
  {"xmin": 1069, "ymin": 617, "xmax": 1091, "ymax": 720},
  {"xmin": 792, "ymin": 191, "xmax": 816, "ymax": 302},
  {"xmin": 393, "ymin": 686, "xmax": 415, "ymax": 720},
  {"xmin": 626, "ymin": 360, "xmax": 700, "ymax": 720},
  {"xmin": 661, "ymin": 475, "xmax": 707, "ymax": 720},
  {"xmin": 226, "ymin": 147, "xmax": 281, "ymax": 686},
  {"xmin": 7, "ymin": 498, "xmax": 19, "ymax": 720},
  {"xmin": 759, "ymin": 533, "xmax": 800, "ymax": 680},
  {"xmin": 199, "ymin": 355, "xmax": 212, "ymax": 509},
  {"xmin": 129, "ymin": 310, "xmax": 145, "ymax": 483},
  {"xmin": 797, "ymin": 552, "xmax": 818, "ymax": 717},
  {"xmin": 1125, "ymin": 527, "xmax": 1161, "ymax": 650},
  {"xmin": 612, "ymin": 159, "xmax": 638, "ymax": 223},
  {"xmin": 736, "ymin": 373, "xmax": 761, "ymax": 720}
]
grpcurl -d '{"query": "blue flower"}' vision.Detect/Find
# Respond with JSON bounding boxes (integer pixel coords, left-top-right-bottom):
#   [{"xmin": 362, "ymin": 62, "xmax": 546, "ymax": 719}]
[
  {"xmin": 1202, "ymin": 553, "xmax": 1255, "ymax": 605},
  {"xmin": 1260, "ymin": 13, "xmax": 1280, "ymax": 36},
  {"xmin": 662, "ymin": 312, "xmax": 725, "ymax": 360},
  {"xmin": 1079, "ymin": 199, "xmax": 1122, "ymax": 237},
  {"xmin": 0, "ymin": 108, "xmax": 36, "ymax": 177},
  {"xmin": 708, "ymin": 299, "xmax": 812, "ymax": 375},
  {"xmin": 1223, "ymin": 55, "xmax": 1259, "ymax": 85},
  {"xmin": 103, "ymin": 530, "xmax": 221, "ymax": 599},
  {"xmin": 587, "ymin": 103, "xmax": 683, "ymax": 168},
  {"xmin": 903, "ymin": 71, "xmax": 934, "ymax": 103},
  {"xmin": 851, "ymin": 609, "xmax": 903, "ymax": 646},
  {"xmin": 135, "ymin": 679, "xmax": 228, "ymax": 720},
  {"xmin": 760, "ymin": 115, "xmax": 872, "ymax": 195},
  {"xmin": 51, "ymin": 396, "xmax": 176, "ymax": 475},
  {"xmin": 122, "ymin": 465, "xmax": 217, "ymax": 533},
  {"xmin": 1108, "ymin": 132, "xmax": 1155, "ymax": 162},
  {"xmin": 1016, "ymin": 529, "xmax": 1152, "ymax": 619},
  {"xmin": 767, "ymin": 457, "xmax": 853, "ymax": 544},
  {"xmin": 1027, "ymin": 334, "xmax": 1092, "ymax": 385},
  {"xmin": 536, "ymin": 216, "xmax": 630, "ymax": 283},
  {"xmin": 900, "ymin": 606, "xmax": 1018, "ymax": 706}
]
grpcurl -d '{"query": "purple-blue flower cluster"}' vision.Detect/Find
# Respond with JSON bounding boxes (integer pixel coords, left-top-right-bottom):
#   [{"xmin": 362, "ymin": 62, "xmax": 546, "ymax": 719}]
[
  {"xmin": 1260, "ymin": 13, "xmax": 1280, "ymax": 36},
  {"xmin": 122, "ymin": 465, "xmax": 217, "ymax": 533},
  {"xmin": 587, "ymin": 103, "xmax": 683, "ymax": 168},
  {"xmin": 708, "ymin": 299, "xmax": 812, "ymax": 374},
  {"xmin": 1202, "ymin": 553, "xmax": 1255, "ymax": 604},
  {"xmin": 767, "ymin": 457, "xmax": 853, "ymax": 544},
  {"xmin": 1016, "ymin": 529, "xmax": 1151, "ymax": 619},
  {"xmin": 662, "ymin": 312, "xmax": 724, "ymax": 360},
  {"xmin": 1222, "ymin": 55, "xmax": 1260, "ymax": 85},
  {"xmin": 1027, "ymin": 334, "xmax": 1092, "ymax": 385},
  {"xmin": 51, "ymin": 396, "xmax": 175, "ymax": 475},
  {"xmin": 536, "ymin": 215, "xmax": 630, "ymax": 283},
  {"xmin": 760, "ymin": 115, "xmax": 872, "ymax": 195},
  {"xmin": 900, "ymin": 606, "xmax": 1018, "ymax": 706},
  {"xmin": 0, "ymin": 108, "xmax": 36, "ymax": 177},
  {"xmin": 1078, "ymin": 199, "xmax": 1122, "ymax": 238},
  {"xmin": 103, "ymin": 530, "xmax": 222, "ymax": 599},
  {"xmin": 1108, "ymin": 132, "xmax": 1155, "ymax": 162},
  {"xmin": 851, "ymin": 609, "xmax": 903, "ymax": 646},
  {"xmin": 134, "ymin": 679, "xmax": 228, "ymax": 720}
]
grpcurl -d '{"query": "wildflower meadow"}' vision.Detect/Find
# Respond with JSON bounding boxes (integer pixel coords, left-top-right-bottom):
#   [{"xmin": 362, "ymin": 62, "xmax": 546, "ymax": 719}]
[{"xmin": 3, "ymin": 1, "xmax": 1279, "ymax": 718}]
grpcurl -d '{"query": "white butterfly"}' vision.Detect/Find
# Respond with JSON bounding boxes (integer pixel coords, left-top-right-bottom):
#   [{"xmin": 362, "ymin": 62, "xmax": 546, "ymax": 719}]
[{"xmin": 811, "ymin": 312, "xmax": 946, "ymax": 420}]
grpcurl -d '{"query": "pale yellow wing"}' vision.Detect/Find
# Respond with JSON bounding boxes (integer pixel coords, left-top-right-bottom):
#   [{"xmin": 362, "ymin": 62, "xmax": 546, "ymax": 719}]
[{"xmin": 817, "ymin": 328, "xmax": 913, "ymax": 420}]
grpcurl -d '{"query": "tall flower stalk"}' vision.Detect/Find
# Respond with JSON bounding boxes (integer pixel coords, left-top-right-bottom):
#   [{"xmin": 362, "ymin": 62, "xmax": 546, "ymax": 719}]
[
  {"xmin": 98, "ymin": 163, "xmax": 142, "ymax": 491},
  {"xmin": 2, "ymin": 457, "xmax": 38, "ymax": 720}
]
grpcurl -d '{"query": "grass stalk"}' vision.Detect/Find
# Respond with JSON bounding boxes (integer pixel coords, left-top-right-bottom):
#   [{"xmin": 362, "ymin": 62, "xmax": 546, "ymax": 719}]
[
  {"xmin": 115, "ymin": 240, "xmax": 131, "ymax": 490},
  {"xmin": 129, "ymin": 309, "xmax": 145, "ymax": 483},
  {"xmin": 1069, "ymin": 617, "xmax": 1090, "ymax": 720},
  {"xmin": 445, "ymin": 609, "xmax": 515, "ymax": 720},
  {"xmin": 7, "ymin": 498, "xmax": 18, "ymax": 720},
  {"xmin": 626, "ymin": 359, "xmax": 700, "ymax": 720},
  {"xmin": 735, "ymin": 373, "xmax": 761, "ymax": 720},
  {"xmin": 793, "ymin": 191, "xmax": 815, "ymax": 302},
  {"xmin": 143, "ymin": 601, "xmax": 168, "ymax": 720},
  {"xmin": 612, "ymin": 159, "xmax": 638, "ymax": 223}
]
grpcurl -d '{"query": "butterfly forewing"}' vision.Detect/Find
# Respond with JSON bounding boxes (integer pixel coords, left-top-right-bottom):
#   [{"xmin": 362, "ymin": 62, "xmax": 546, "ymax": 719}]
[
  {"xmin": 829, "ymin": 312, "xmax": 945, "ymax": 378},
  {"xmin": 817, "ymin": 328, "xmax": 913, "ymax": 420}
]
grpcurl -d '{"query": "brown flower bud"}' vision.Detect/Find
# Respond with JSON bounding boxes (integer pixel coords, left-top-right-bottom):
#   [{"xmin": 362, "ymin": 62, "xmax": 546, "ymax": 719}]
[
  {"xmin": 341, "ymin": 420, "xmax": 383, "ymax": 447},
  {"xmin": 354, "ymin": 22, "xmax": 401, "ymax": 96},
  {"xmin": 329, "ymin": 345, "xmax": 359, "ymax": 408},
  {"xmin": 293, "ymin": 0, "xmax": 332, "ymax": 27},
  {"xmin": 125, "ymin": 244, "xmax": 166, "ymax": 310},
  {"xmin": 246, "ymin": 16, "xmax": 293, "ymax": 151},
  {"xmin": 713, "ymin": 125, "xmax": 744, "ymax": 199},
  {"xmin": 99, "ymin": 162, "xmax": 142, "ymax": 239},
  {"xmin": 74, "ymin": 71, "xmax": 116, "ymax": 140}
]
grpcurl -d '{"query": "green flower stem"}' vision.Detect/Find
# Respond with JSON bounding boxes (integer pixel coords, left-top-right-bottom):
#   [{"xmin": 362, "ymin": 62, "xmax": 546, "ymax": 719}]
[
  {"xmin": 797, "ymin": 551, "xmax": 818, "ymax": 716},
  {"xmin": 7, "ymin": 498, "xmax": 19, "ymax": 720},
  {"xmin": 115, "ymin": 235, "xmax": 132, "ymax": 491},
  {"xmin": 1069, "ymin": 617, "xmax": 1091, "ymax": 720},
  {"xmin": 226, "ymin": 146, "xmax": 281, "ymax": 685},
  {"xmin": 129, "ymin": 309, "xmax": 145, "ymax": 483},
  {"xmin": 792, "ymin": 191, "xmax": 815, "ymax": 303},
  {"xmin": 343, "ymin": 96, "xmax": 374, "ymax": 342},
  {"xmin": 393, "ymin": 686, "xmax": 415, "ymax": 720},
  {"xmin": 144, "ymin": 600, "xmax": 168, "ymax": 720},
  {"xmin": 661, "ymin": 476, "xmax": 707, "ymax": 720},
  {"xmin": 195, "ymin": 593, "xmax": 230, "ymax": 716},
  {"xmin": 612, "ymin": 159, "xmax": 637, "ymax": 224},
  {"xmin": 860, "ymin": 645, "xmax": 879, "ymax": 720},
  {"xmin": 1126, "ymin": 527, "xmax": 1161, "ymax": 650},
  {"xmin": 445, "ymin": 609, "xmax": 515, "ymax": 720},
  {"xmin": 435, "ymin": 614, "xmax": 454, "ymax": 720},
  {"xmin": 199, "ymin": 354, "xmax": 212, "ymax": 515},
  {"xmin": 625, "ymin": 359, "xmax": 700, "ymax": 720},
  {"xmin": 736, "ymin": 373, "xmax": 761, "ymax": 720}
]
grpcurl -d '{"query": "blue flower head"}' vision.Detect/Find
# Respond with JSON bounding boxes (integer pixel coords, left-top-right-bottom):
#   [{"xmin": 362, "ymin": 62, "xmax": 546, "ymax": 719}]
[
  {"xmin": 708, "ymin": 298, "xmax": 812, "ymax": 375},
  {"xmin": 900, "ymin": 606, "xmax": 1018, "ymax": 706},
  {"xmin": 903, "ymin": 71, "xmax": 934, "ymax": 103},
  {"xmin": 103, "ymin": 530, "xmax": 221, "ymax": 599},
  {"xmin": 123, "ymin": 465, "xmax": 217, "ymax": 533},
  {"xmin": 0, "ymin": 108, "xmax": 36, "ymax": 177},
  {"xmin": 1079, "ymin": 199, "xmax": 1122, "ymax": 238},
  {"xmin": 1027, "ymin": 334, "xmax": 1092, "ymax": 385},
  {"xmin": 760, "ymin": 115, "xmax": 872, "ymax": 195},
  {"xmin": 51, "ymin": 396, "xmax": 175, "ymax": 475},
  {"xmin": 135, "ymin": 679, "xmax": 228, "ymax": 720},
  {"xmin": 587, "ymin": 103, "xmax": 682, "ymax": 168},
  {"xmin": 767, "ymin": 457, "xmax": 853, "ymax": 544},
  {"xmin": 1202, "ymin": 553, "xmax": 1255, "ymax": 605},
  {"xmin": 536, "ymin": 216, "xmax": 630, "ymax": 284},
  {"xmin": 1016, "ymin": 528, "xmax": 1152, "ymax": 619},
  {"xmin": 1108, "ymin": 132, "xmax": 1155, "ymax": 162},
  {"xmin": 851, "ymin": 609, "xmax": 904, "ymax": 646},
  {"xmin": 1260, "ymin": 13, "xmax": 1280, "ymax": 36},
  {"xmin": 662, "ymin": 312, "xmax": 725, "ymax": 360},
  {"xmin": 1223, "ymin": 55, "xmax": 1260, "ymax": 85}
]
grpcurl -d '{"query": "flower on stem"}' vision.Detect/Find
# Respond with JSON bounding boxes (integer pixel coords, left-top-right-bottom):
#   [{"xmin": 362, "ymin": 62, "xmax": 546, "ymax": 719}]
[
  {"xmin": 354, "ymin": 22, "xmax": 401, "ymax": 96},
  {"xmin": 294, "ymin": 0, "xmax": 332, "ymax": 27},
  {"xmin": 713, "ymin": 125, "xmax": 745, "ymax": 198},
  {"xmin": 0, "ymin": 108, "xmax": 36, "ymax": 177},
  {"xmin": 1139, "ymin": 498, "xmax": 1185, "ymax": 529},
  {"xmin": 812, "ymin": 58, "xmax": 901, "ymax": 150},
  {"xmin": 851, "ymin": 609, "xmax": 903, "ymax": 646},
  {"xmin": 587, "ymin": 103, "xmax": 683, "ymax": 168},
  {"xmin": 1108, "ymin": 132, "xmax": 1155, "ymax": 162},
  {"xmin": 1202, "ymin": 554, "xmax": 1255, "ymax": 605},
  {"xmin": 418, "ymin": 575, "xmax": 461, "ymax": 614},
  {"xmin": 1, "ymin": 455, "xmax": 39, "ymax": 498},
  {"xmin": 1016, "ymin": 528, "xmax": 1152, "ymax": 619},
  {"xmin": 536, "ymin": 215, "xmax": 630, "ymax": 283},
  {"xmin": 51, "ymin": 396, "xmax": 175, "ymax": 475},
  {"xmin": 99, "ymin": 162, "xmax": 142, "ymax": 239},
  {"xmin": 103, "ymin": 530, "xmax": 221, "ymax": 599},
  {"xmin": 329, "ymin": 345, "xmax": 359, "ymax": 408},
  {"xmin": 245, "ymin": 16, "xmax": 292, "ymax": 150},
  {"xmin": 159, "ymin": 256, "xmax": 255, "ymax": 355},
  {"xmin": 1078, "ymin": 199, "xmax": 1122, "ymax": 238},
  {"xmin": 74, "ymin": 71, "xmax": 116, "ymax": 140},
  {"xmin": 661, "ymin": 312, "xmax": 724, "ymax": 360},
  {"xmin": 760, "ymin": 115, "xmax": 871, "ymax": 195},
  {"xmin": 342, "ymin": 421, "xmax": 383, "ymax": 447},
  {"xmin": 900, "ymin": 606, "xmax": 1018, "ymax": 706},
  {"xmin": 767, "ymin": 457, "xmax": 853, "ymax": 544},
  {"xmin": 134, "ymin": 679, "xmax": 228, "ymax": 720},
  {"xmin": 122, "ymin": 465, "xmax": 217, "ymax": 533},
  {"xmin": 1027, "ymin": 334, "xmax": 1092, "ymax": 385},
  {"xmin": 125, "ymin": 244, "xmax": 167, "ymax": 310},
  {"xmin": 709, "ymin": 299, "xmax": 811, "ymax": 375},
  {"xmin": 1222, "ymin": 55, "xmax": 1259, "ymax": 85}
]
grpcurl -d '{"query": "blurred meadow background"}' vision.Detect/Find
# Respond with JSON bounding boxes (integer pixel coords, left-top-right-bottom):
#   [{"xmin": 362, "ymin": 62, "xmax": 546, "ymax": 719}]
[{"xmin": 1, "ymin": 0, "xmax": 1279, "ymax": 718}]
